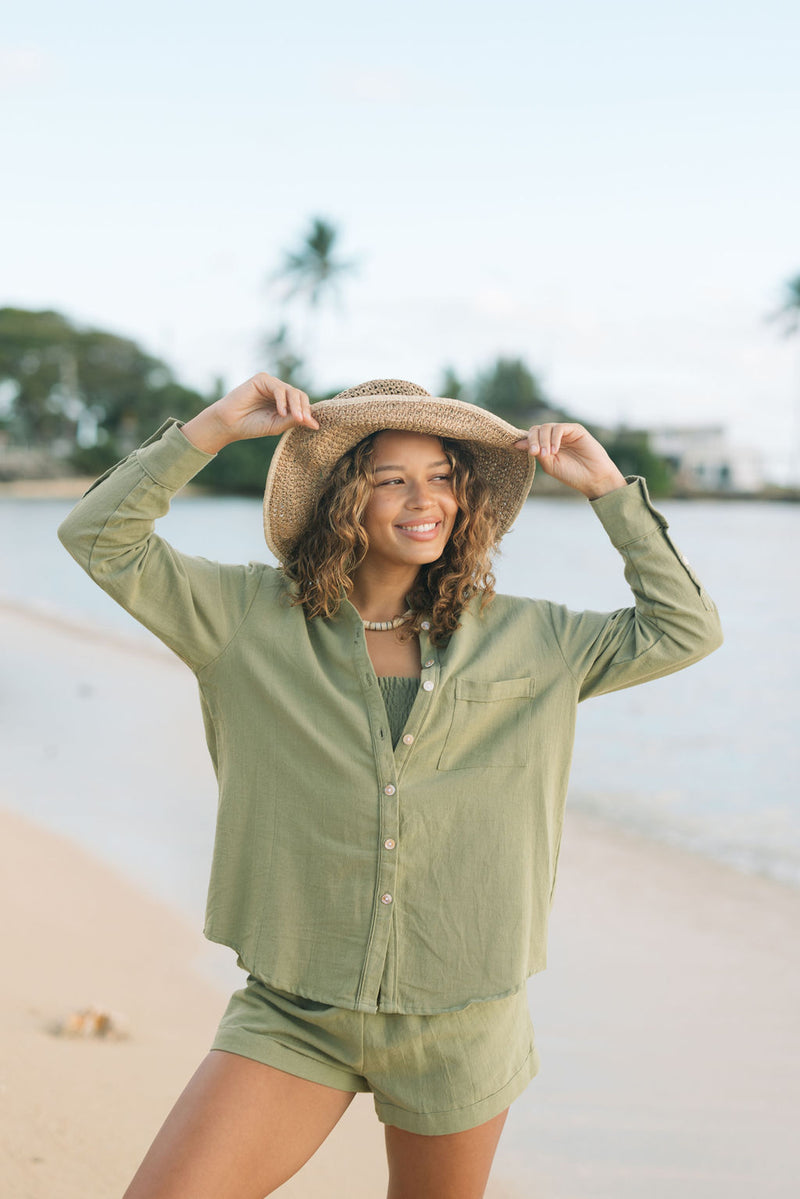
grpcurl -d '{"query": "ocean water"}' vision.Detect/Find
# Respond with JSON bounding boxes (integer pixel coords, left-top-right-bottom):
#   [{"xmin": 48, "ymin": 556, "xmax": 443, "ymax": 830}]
[{"xmin": 1, "ymin": 490, "xmax": 798, "ymax": 890}]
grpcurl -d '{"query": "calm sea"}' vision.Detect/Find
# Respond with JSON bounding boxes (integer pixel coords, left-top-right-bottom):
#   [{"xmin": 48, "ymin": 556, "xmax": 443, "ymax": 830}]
[{"xmin": 1, "ymin": 491, "xmax": 798, "ymax": 891}]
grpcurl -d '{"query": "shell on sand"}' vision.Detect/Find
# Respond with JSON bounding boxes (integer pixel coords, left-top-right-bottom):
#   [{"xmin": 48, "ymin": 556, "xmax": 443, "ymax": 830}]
[{"xmin": 53, "ymin": 1004, "xmax": 130, "ymax": 1040}]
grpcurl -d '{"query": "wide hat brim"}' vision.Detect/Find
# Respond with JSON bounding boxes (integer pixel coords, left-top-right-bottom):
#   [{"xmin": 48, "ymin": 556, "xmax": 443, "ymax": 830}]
[{"xmin": 263, "ymin": 391, "xmax": 536, "ymax": 562}]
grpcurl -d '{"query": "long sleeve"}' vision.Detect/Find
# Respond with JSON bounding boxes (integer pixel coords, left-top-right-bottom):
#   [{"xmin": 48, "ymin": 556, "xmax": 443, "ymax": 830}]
[
  {"xmin": 57, "ymin": 420, "xmax": 267, "ymax": 672},
  {"xmin": 546, "ymin": 475, "xmax": 724, "ymax": 701}
]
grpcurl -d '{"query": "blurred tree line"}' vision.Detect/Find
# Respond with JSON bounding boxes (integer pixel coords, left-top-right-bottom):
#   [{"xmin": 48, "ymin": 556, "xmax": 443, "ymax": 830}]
[
  {"xmin": 0, "ymin": 216, "xmax": 673, "ymax": 494},
  {"xmin": 438, "ymin": 357, "xmax": 672, "ymax": 493}
]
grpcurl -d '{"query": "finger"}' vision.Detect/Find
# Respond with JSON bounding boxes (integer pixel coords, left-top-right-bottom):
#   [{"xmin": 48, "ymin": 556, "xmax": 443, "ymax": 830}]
[
  {"xmin": 538, "ymin": 424, "xmax": 555, "ymax": 457},
  {"xmin": 285, "ymin": 388, "xmax": 304, "ymax": 422},
  {"xmin": 254, "ymin": 372, "xmax": 279, "ymax": 399},
  {"xmin": 273, "ymin": 386, "xmax": 289, "ymax": 417},
  {"xmin": 290, "ymin": 389, "xmax": 314, "ymax": 428},
  {"xmin": 556, "ymin": 423, "xmax": 585, "ymax": 445},
  {"xmin": 299, "ymin": 391, "xmax": 319, "ymax": 429}
]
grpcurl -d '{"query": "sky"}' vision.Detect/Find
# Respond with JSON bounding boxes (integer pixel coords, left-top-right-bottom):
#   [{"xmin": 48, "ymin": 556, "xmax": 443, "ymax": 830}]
[{"xmin": 3, "ymin": 0, "xmax": 800, "ymax": 482}]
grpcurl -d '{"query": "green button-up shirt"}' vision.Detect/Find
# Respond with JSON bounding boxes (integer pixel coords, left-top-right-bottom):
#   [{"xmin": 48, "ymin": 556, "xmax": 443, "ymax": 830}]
[{"xmin": 57, "ymin": 420, "xmax": 723, "ymax": 1014}]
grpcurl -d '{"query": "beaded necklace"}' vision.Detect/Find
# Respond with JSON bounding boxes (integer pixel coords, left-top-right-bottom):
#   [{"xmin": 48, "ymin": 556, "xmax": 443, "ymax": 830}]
[{"xmin": 362, "ymin": 609, "xmax": 414, "ymax": 632}]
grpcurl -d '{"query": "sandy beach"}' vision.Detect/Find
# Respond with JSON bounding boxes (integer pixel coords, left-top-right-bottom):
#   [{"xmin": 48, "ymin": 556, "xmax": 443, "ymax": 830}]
[
  {"xmin": 2, "ymin": 602, "xmax": 799, "ymax": 1198},
  {"xmin": 0, "ymin": 806, "xmax": 399, "ymax": 1199}
]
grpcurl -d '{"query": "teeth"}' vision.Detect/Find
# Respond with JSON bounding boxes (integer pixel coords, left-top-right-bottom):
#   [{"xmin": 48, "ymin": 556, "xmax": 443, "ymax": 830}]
[{"xmin": 400, "ymin": 522, "xmax": 438, "ymax": 532}]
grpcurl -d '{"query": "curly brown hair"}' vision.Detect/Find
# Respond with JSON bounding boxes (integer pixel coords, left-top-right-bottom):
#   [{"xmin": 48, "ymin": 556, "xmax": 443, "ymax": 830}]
[{"xmin": 281, "ymin": 432, "xmax": 504, "ymax": 646}]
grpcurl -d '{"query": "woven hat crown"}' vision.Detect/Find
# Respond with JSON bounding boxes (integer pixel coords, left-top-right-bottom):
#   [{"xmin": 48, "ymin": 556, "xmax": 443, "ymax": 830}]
[{"xmin": 331, "ymin": 379, "xmax": 431, "ymax": 400}]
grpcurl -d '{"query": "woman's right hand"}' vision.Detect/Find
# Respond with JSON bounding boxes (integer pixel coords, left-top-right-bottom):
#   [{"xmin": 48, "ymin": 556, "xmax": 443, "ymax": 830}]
[{"xmin": 181, "ymin": 373, "xmax": 319, "ymax": 454}]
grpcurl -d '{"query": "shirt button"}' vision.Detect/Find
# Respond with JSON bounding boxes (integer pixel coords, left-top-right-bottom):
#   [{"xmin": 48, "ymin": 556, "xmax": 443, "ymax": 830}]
[
  {"xmin": 420, "ymin": 620, "xmax": 431, "ymax": 630},
  {"xmin": 381, "ymin": 892, "xmax": 393, "ymax": 904},
  {"xmin": 402, "ymin": 733, "xmax": 414, "ymax": 745},
  {"xmin": 424, "ymin": 658, "xmax": 434, "ymax": 668},
  {"xmin": 422, "ymin": 680, "xmax": 434, "ymax": 692},
  {"xmin": 384, "ymin": 838, "xmax": 396, "ymax": 850},
  {"xmin": 383, "ymin": 783, "xmax": 396, "ymax": 796}
]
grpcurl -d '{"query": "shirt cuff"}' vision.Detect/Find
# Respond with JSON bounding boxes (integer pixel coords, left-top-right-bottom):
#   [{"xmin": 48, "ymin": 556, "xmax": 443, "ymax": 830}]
[
  {"xmin": 133, "ymin": 419, "xmax": 217, "ymax": 489},
  {"xmin": 588, "ymin": 475, "xmax": 670, "ymax": 548}
]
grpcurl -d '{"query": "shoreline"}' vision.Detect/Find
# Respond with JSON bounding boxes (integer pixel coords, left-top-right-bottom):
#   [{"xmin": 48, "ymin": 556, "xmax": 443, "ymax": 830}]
[{"xmin": 3, "ymin": 475, "xmax": 799, "ymax": 503}]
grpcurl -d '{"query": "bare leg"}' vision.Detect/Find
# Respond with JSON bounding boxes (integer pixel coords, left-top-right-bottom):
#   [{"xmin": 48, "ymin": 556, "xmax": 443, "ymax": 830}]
[
  {"xmin": 384, "ymin": 1106, "xmax": 510, "ymax": 1199},
  {"xmin": 122, "ymin": 1049, "xmax": 356, "ymax": 1199}
]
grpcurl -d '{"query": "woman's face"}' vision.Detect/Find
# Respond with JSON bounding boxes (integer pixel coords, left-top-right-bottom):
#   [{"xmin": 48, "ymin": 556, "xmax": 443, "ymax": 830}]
[{"xmin": 360, "ymin": 431, "xmax": 460, "ymax": 570}]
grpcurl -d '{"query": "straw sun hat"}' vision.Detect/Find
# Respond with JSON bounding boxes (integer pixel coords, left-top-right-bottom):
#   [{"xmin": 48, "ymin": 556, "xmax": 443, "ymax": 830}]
[{"xmin": 263, "ymin": 379, "xmax": 536, "ymax": 562}]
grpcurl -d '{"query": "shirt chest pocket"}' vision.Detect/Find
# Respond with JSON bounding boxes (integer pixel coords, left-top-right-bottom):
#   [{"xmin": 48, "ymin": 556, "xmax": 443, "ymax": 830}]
[{"xmin": 437, "ymin": 677, "xmax": 536, "ymax": 771}]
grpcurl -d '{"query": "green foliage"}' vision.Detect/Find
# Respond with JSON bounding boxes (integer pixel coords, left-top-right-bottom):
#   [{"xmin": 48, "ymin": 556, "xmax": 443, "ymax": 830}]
[
  {"xmin": 73, "ymin": 329, "xmax": 170, "ymax": 440},
  {"xmin": 465, "ymin": 353, "xmax": 673, "ymax": 496},
  {"xmin": 436, "ymin": 365, "xmax": 466, "ymax": 400},
  {"xmin": 594, "ymin": 427, "xmax": 674, "ymax": 496},
  {"xmin": 0, "ymin": 305, "xmax": 310, "ymax": 492},
  {"xmin": 69, "ymin": 441, "xmax": 124, "ymax": 476},
  {"xmin": 0, "ymin": 307, "xmax": 208, "ymax": 464},
  {"xmin": 0, "ymin": 308, "xmax": 79, "ymax": 443},
  {"xmin": 0, "ymin": 303, "xmax": 675, "ymax": 497},
  {"xmin": 470, "ymin": 357, "xmax": 560, "ymax": 426},
  {"xmin": 200, "ymin": 437, "xmax": 278, "ymax": 494}
]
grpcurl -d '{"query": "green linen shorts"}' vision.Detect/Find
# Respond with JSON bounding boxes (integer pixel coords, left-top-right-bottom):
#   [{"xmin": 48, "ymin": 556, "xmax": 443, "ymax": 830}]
[{"xmin": 211, "ymin": 974, "xmax": 540, "ymax": 1136}]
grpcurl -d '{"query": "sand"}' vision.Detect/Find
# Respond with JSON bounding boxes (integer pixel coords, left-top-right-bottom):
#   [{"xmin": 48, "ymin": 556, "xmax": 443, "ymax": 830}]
[
  {"xmin": 0, "ymin": 479, "xmax": 95, "ymax": 499},
  {"xmin": 2, "ymin": 602, "xmax": 799, "ymax": 1198},
  {"xmin": 0, "ymin": 806, "xmax": 398, "ymax": 1199}
]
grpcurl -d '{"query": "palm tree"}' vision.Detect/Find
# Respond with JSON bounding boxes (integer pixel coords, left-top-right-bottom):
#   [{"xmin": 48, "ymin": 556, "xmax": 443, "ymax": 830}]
[
  {"xmin": 270, "ymin": 217, "xmax": 359, "ymax": 310},
  {"xmin": 768, "ymin": 273, "xmax": 800, "ymax": 336},
  {"xmin": 264, "ymin": 217, "xmax": 359, "ymax": 389}
]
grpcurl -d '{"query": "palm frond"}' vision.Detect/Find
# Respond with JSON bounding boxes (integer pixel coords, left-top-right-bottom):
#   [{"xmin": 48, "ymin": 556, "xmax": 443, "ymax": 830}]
[
  {"xmin": 766, "ymin": 273, "xmax": 800, "ymax": 337},
  {"xmin": 266, "ymin": 217, "xmax": 360, "ymax": 309}
]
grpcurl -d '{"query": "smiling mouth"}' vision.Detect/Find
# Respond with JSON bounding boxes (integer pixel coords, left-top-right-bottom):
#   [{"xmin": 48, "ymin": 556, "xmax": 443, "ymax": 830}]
[
  {"xmin": 394, "ymin": 520, "xmax": 444, "ymax": 541},
  {"xmin": 396, "ymin": 521, "xmax": 441, "ymax": 533}
]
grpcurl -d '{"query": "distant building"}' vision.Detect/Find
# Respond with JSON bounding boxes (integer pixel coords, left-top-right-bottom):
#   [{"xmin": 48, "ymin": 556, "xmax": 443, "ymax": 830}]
[{"xmin": 647, "ymin": 425, "xmax": 764, "ymax": 494}]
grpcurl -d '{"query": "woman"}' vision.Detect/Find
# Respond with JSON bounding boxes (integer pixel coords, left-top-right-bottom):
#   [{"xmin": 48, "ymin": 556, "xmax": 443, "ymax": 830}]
[{"xmin": 58, "ymin": 373, "xmax": 723, "ymax": 1199}]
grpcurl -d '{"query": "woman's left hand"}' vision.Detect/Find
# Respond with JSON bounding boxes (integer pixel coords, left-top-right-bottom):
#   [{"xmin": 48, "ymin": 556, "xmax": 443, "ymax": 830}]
[{"xmin": 514, "ymin": 423, "xmax": 628, "ymax": 499}]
